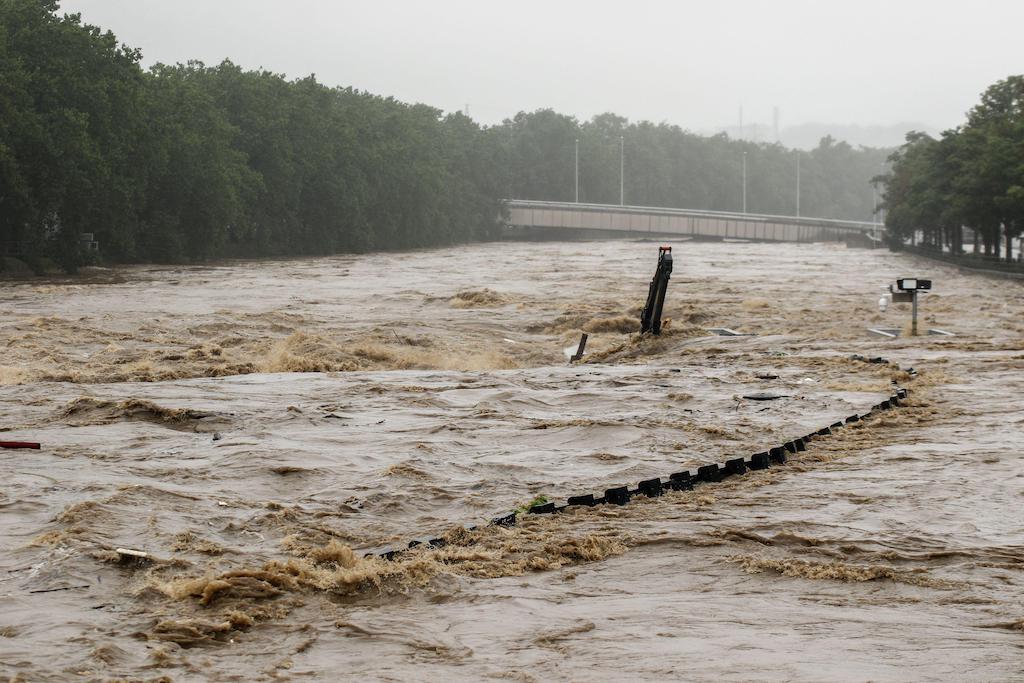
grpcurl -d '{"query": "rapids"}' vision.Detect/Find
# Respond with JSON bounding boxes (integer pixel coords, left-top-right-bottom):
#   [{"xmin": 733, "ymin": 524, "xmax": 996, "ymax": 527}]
[{"xmin": 1, "ymin": 240, "xmax": 1022, "ymax": 681}]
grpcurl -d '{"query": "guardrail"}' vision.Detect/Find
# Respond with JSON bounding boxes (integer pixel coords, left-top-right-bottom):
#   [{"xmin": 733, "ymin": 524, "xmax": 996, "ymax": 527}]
[
  {"xmin": 504, "ymin": 199, "xmax": 880, "ymax": 233},
  {"xmin": 904, "ymin": 245, "xmax": 1024, "ymax": 277},
  {"xmin": 503, "ymin": 199, "xmax": 883, "ymax": 243}
]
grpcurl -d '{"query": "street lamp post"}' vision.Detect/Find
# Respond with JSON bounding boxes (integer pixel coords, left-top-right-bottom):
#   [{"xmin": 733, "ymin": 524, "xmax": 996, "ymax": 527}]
[
  {"xmin": 574, "ymin": 138, "xmax": 579, "ymax": 204},
  {"xmin": 619, "ymin": 135, "xmax": 625, "ymax": 206},
  {"xmin": 742, "ymin": 151, "xmax": 747, "ymax": 214},
  {"xmin": 796, "ymin": 152, "xmax": 801, "ymax": 217},
  {"xmin": 878, "ymin": 162, "xmax": 886, "ymax": 226},
  {"xmin": 872, "ymin": 183, "xmax": 878, "ymax": 228}
]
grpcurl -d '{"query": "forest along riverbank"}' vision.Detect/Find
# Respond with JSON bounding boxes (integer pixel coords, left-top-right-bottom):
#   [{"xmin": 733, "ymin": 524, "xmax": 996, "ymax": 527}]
[{"xmin": 1, "ymin": 240, "xmax": 1022, "ymax": 681}]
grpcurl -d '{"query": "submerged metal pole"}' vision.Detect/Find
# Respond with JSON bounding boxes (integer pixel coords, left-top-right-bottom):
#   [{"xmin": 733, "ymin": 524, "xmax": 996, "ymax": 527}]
[{"xmin": 911, "ymin": 290, "xmax": 919, "ymax": 336}]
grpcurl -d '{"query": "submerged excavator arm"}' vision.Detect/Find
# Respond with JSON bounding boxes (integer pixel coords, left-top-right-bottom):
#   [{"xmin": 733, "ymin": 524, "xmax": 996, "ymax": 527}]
[{"xmin": 639, "ymin": 246, "xmax": 672, "ymax": 335}]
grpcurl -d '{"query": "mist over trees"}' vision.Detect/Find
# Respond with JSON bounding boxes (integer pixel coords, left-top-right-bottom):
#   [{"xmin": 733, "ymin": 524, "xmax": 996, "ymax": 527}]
[
  {"xmin": 2, "ymin": 0, "xmax": 889, "ymax": 273},
  {"xmin": 883, "ymin": 76, "xmax": 1024, "ymax": 261},
  {"xmin": 502, "ymin": 110, "xmax": 889, "ymax": 220}
]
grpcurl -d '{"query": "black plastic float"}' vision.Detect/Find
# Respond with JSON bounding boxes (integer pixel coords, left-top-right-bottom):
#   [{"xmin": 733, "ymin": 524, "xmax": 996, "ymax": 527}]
[
  {"xmin": 725, "ymin": 458, "xmax": 747, "ymax": 476},
  {"xmin": 748, "ymin": 452, "xmax": 770, "ymax": 470},
  {"xmin": 637, "ymin": 478, "xmax": 664, "ymax": 497},
  {"xmin": 605, "ymin": 486, "xmax": 630, "ymax": 506},
  {"xmin": 490, "ymin": 511, "xmax": 517, "ymax": 527},
  {"xmin": 567, "ymin": 493, "xmax": 596, "ymax": 507},
  {"xmin": 697, "ymin": 464, "xmax": 722, "ymax": 483},
  {"xmin": 669, "ymin": 472, "xmax": 694, "ymax": 490}
]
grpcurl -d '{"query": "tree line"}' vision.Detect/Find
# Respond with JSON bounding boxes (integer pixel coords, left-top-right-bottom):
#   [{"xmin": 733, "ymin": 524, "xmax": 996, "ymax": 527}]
[
  {"xmin": 883, "ymin": 76, "xmax": 1024, "ymax": 260},
  {"xmin": 501, "ymin": 110, "xmax": 888, "ymax": 221},
  {"xmin": 1, "ymin": 0, "xmax": 890, "ymax": 273}
]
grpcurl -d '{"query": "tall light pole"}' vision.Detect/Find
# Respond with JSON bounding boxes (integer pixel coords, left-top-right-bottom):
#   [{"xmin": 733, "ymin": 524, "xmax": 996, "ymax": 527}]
[
  {"xmin": 574, "ymin": 138, "xmax": 579, "ymax": 203},
  {"xmin": 742, "ymin": 150, "xmax": 748, "ymax": 214},
  {"xmin": 872, "ymin": 183, "xmax": 878, "ymax": 228},
  {"xmin": 619, "ymin": 135, "xmax": 625, "ymax": 206},
  {"xmin": 878, "ymin": 162, "xmax": 886, "ymax": 226},
  {"xmin": 796, "ymin": 152, "xmax": 801, "ymax": 217}
]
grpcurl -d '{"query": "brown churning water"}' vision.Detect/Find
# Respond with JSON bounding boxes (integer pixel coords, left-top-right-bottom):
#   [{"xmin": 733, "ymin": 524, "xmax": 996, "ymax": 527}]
[{"xmin": 1, "ymin": 241, "xmax": 1022, "ymax": 680}]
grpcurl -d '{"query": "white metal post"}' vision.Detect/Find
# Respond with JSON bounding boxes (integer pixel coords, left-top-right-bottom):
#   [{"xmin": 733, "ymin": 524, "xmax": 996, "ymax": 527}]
[
  {"xmin": 742, "ymin": 151, "xmax": 747, "ymax": 214},
  {"xmin": 619, "ymin": 135, "xmax": 624, "ymax": 206},
  {"xmin": 574, "ymin": 138, "xmax": 579, "ymax": 203},
  {"xmin": 873, "ymin": 184, "xmax": 878, "ymax": 227},
  {"xmin": 879, "ymin": 162, "xmax": 886, "ymax": 227},
  {"xmin": 796, "ymin": 153, "xmax": 801, "ymax": 217}
]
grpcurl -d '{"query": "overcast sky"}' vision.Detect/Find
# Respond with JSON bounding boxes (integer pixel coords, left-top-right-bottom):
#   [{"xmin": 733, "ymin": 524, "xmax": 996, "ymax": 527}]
[{"xmin": 61, "ymin": 0, "xmax": 1023, "ymax": 136}]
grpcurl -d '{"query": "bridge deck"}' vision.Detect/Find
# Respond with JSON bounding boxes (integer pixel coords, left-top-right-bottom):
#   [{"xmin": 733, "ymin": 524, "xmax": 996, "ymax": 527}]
[{"xmin": 503, "ymin": 200, "xmax": 881, "ymax": 243}]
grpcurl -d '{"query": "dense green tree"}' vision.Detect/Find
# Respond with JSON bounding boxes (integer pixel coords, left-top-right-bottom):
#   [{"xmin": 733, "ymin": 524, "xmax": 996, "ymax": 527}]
[
  {"xmin": 1, "ymin": 0, "xmax": 895, "ymax": 273},
  {"xmin": 884, "ymin": 75, "xmax": 1024, "ymax": 261},
  {"xmin": 133, "ymin": 62, "xmax": 255, "ymax": 262},
  {"xmin": 0, "ymin": 0, "xmax": 145, "ymax": 270}
]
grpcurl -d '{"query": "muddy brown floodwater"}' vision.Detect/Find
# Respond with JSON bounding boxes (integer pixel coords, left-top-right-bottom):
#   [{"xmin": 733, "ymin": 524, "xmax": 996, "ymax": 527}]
[{"xmin": 1, "ymin": 240, "xmax": 1023, "ymax": 682}]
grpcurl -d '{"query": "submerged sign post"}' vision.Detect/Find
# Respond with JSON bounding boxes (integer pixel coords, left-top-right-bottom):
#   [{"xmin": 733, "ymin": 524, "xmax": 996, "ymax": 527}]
[
  {"xmin": 890, "ymin": 278, "xmax": 931, "ymax": 336},
  {"xmin": 872, "ymin": 277, "xmax": 950, "ymax": 338}
]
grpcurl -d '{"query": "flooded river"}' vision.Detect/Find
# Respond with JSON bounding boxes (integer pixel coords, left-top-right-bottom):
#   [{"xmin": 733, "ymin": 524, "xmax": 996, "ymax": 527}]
[{"xmin": 1, "ymin": 240, "xmax": 1022, "ymax": 681}]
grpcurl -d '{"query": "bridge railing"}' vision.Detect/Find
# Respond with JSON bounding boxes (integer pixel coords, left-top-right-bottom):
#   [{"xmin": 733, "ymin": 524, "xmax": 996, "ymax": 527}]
[
  {"xmin": 502, "ymin": 199, "xmax": 882, "ymax": 243},
  {"xmin": 503, "ymin": 199, "xmax": 879, "ymax": 234}
]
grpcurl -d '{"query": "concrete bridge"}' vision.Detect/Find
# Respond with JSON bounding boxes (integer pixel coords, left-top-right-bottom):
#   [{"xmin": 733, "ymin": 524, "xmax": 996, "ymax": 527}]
[{"xmin": 502, "ymin": 199, "xmax": 883, "ymax": 244}]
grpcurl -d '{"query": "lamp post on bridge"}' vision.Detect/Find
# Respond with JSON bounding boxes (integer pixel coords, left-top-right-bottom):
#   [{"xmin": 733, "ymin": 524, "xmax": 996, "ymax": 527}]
[
  {"xmin": 574, "ymin": 138, "xmax": 579, "ymax": 204},
  {"xmin": 742, "ymin": 151, "xmax": 748, "ymax": 214},
  {"xmin": 872, "ymin": 183, "xmax": 878, "ymax": 229},
  {"xmin": 619, "ymin": 135, "xmax": 625, "ymax": 206},
  {"xmin": 876, "ymin": 161, "xmax": 886, "ymax": 227},
  {"xmin": 870, "ymin": 162, "xmax": 889, "ymax": 236},
  {"xmin": 796, "ymin": 152, "xmax": 801, "ymax": 217}
]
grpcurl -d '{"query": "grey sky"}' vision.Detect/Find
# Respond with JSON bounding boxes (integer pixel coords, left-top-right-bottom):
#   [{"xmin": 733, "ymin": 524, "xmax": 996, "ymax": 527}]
[{"xmin": 61, "ymin": 0, "xmax": 1023, "ymax": 138}]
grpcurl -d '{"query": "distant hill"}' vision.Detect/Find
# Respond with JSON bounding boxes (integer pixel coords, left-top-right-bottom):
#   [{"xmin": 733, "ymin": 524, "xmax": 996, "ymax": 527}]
[
  {"xmin": 779, "ymin": 122, "xmax": 934, "ymax": 150},
  {"xmin": 712, "ymin": 121, "xmax": 935, "ymax": 150}
]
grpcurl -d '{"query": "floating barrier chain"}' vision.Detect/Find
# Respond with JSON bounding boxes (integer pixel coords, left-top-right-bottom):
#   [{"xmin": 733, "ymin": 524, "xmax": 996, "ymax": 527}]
[{"xmin": 366, "ymin": 355, "xmax": 913, "ymax": 561}]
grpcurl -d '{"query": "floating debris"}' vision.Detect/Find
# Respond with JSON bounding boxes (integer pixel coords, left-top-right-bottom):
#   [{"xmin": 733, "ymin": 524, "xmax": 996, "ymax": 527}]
[{"xmin": 742, "ymin": 392, "xmax": 789, "ymax": 401}]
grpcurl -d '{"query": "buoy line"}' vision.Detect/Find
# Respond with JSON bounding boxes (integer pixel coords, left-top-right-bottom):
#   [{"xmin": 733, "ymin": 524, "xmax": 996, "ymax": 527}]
[{"xmin": 363, "ymin": 354, "xmax": 915, "ymax": 561}]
